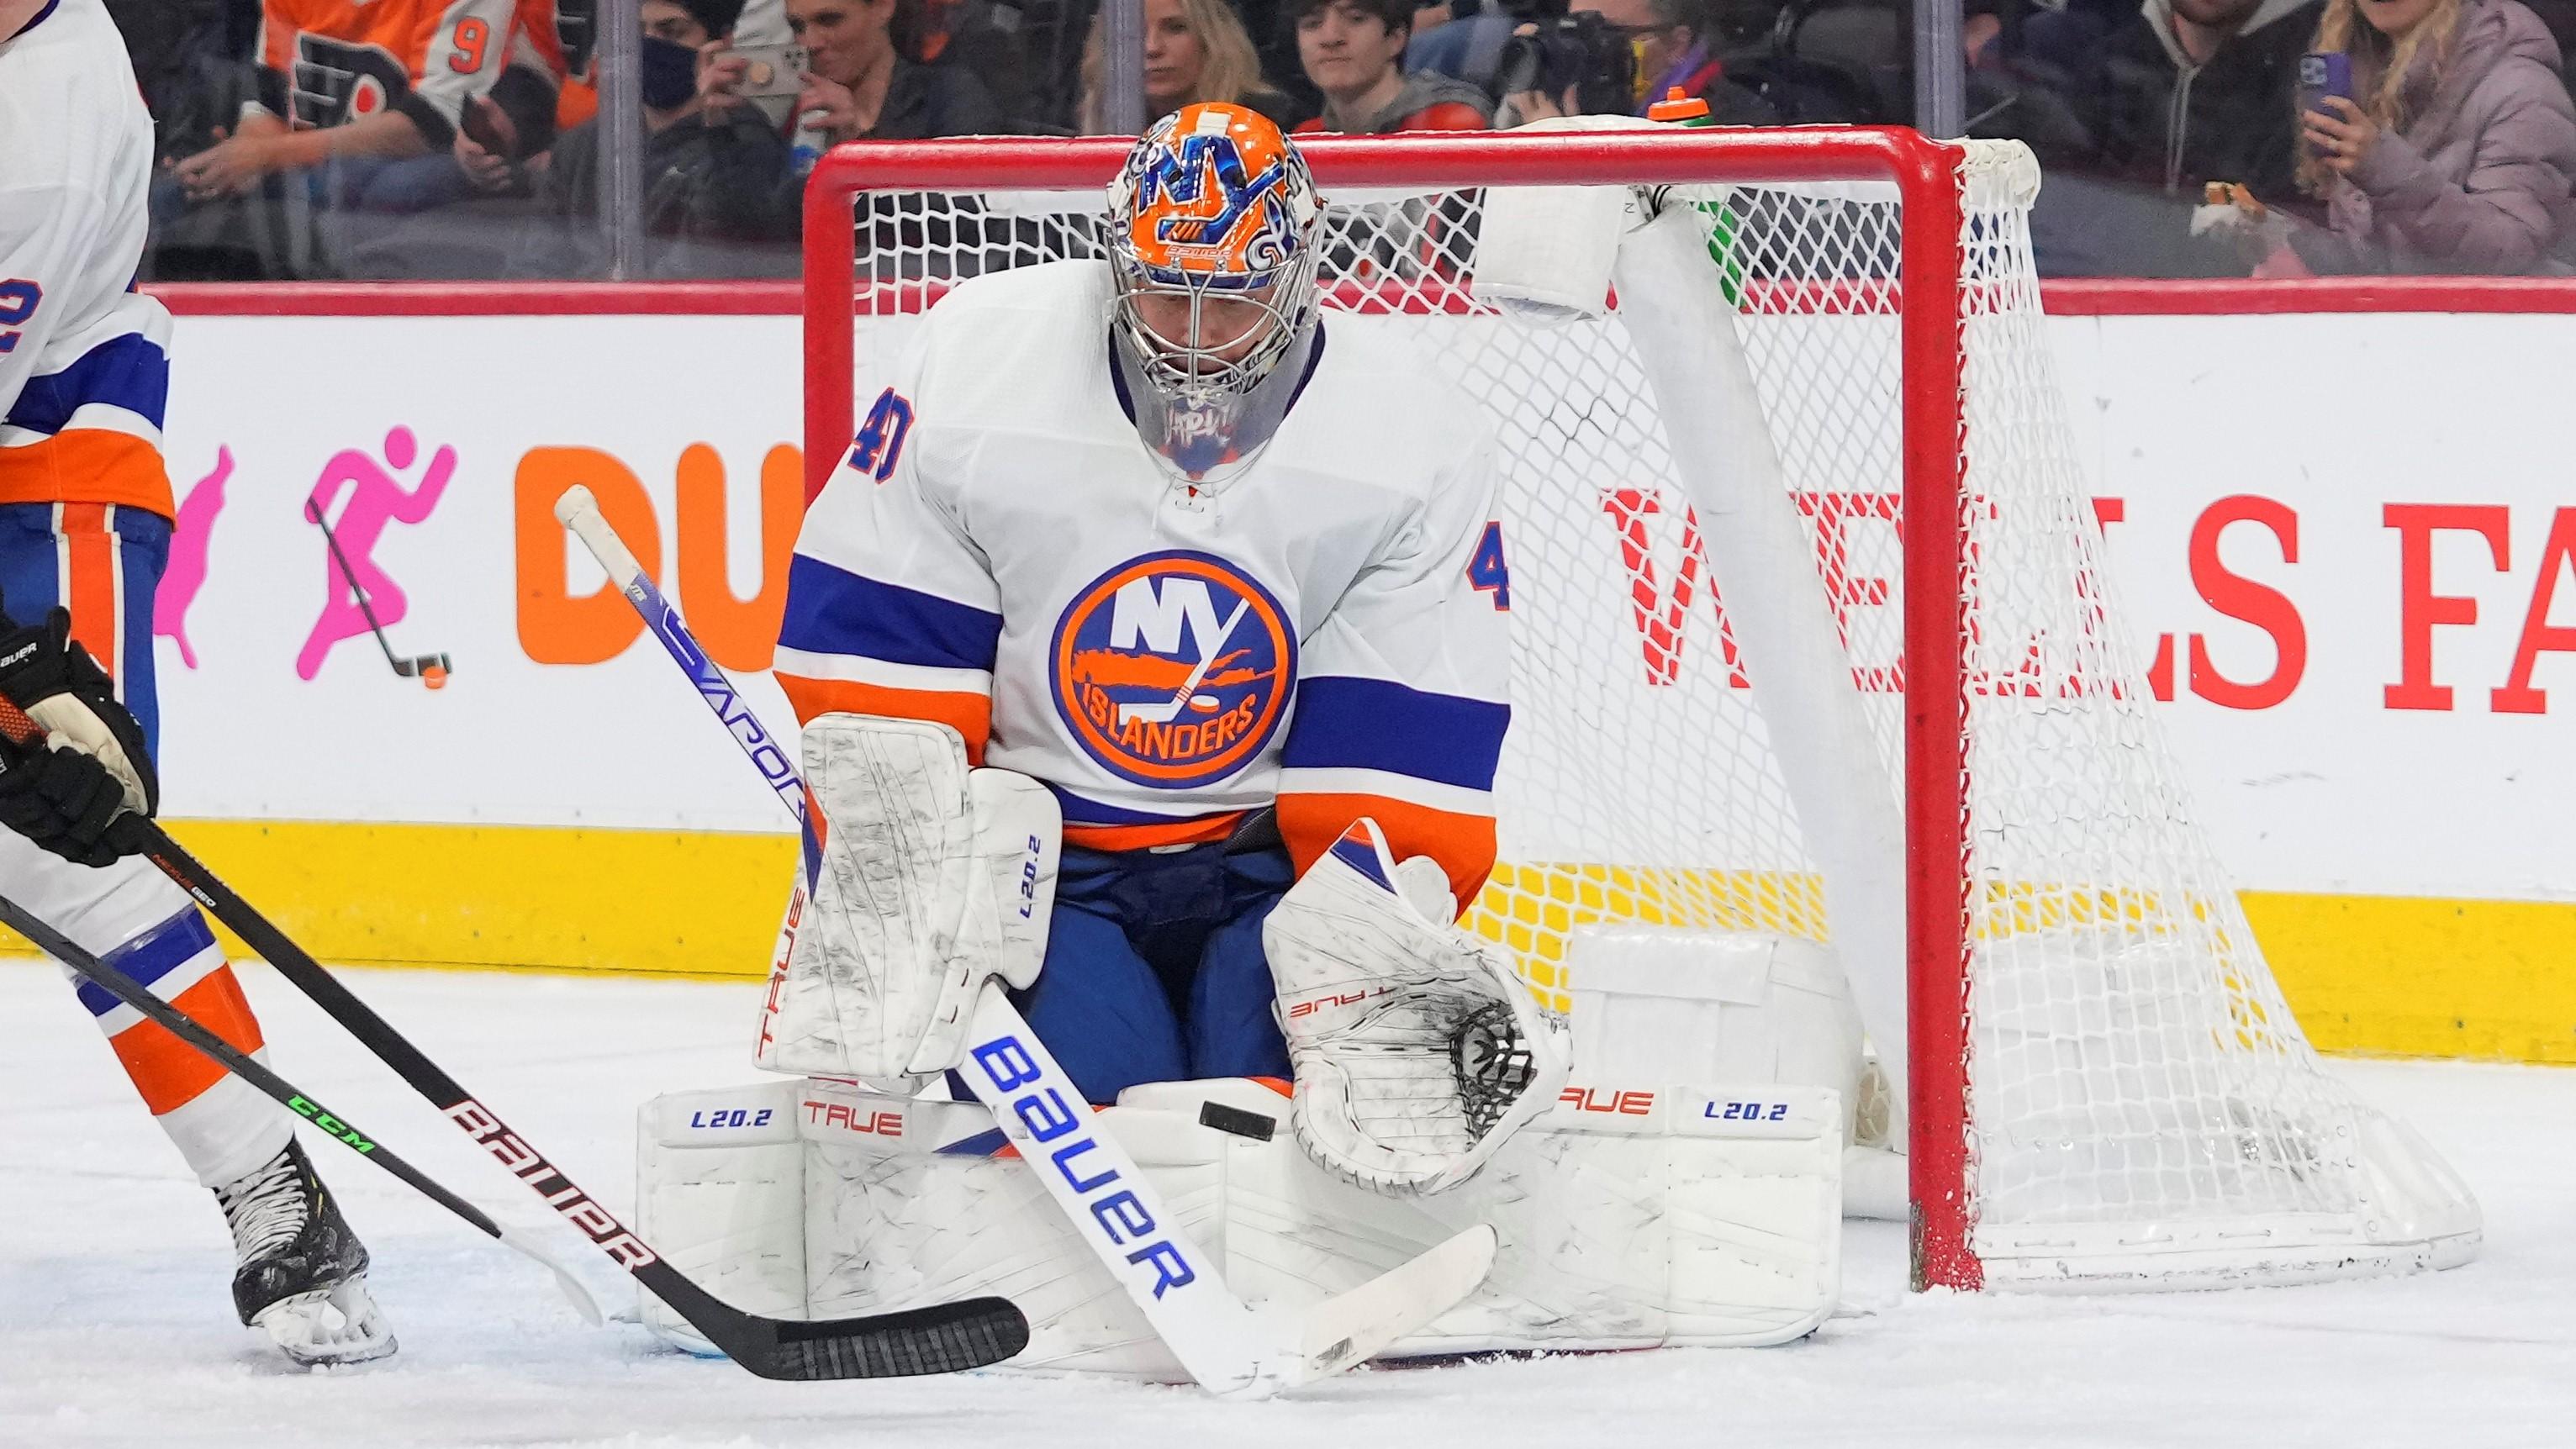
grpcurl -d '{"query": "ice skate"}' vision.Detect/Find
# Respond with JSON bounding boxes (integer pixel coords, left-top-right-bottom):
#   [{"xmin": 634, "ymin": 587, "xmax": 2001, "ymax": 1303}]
[{"xmin": 215, "ymin": 1140, "xmax": 397, "ymax": 1367}]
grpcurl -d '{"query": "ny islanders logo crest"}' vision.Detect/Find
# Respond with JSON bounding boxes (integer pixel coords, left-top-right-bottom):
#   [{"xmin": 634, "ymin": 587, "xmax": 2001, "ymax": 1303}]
[{"xmin": 1051, "ymin": 551, "xmax": 1296, "ymax": 788}]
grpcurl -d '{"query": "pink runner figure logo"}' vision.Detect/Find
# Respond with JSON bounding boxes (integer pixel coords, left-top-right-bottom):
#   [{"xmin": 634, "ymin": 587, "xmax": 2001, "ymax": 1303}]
[
  {"xmin": 297, "ymin": 426, "xmax": 455, "ymax": 681},
  {"xmin": 155, "ymin": 446, "xmax": 231, "ymax": 670}
]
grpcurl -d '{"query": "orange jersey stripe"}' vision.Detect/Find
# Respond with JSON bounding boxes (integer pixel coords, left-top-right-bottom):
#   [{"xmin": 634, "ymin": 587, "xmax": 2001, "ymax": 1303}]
[
  {"xmin": 778, "ymin": 673, "xmax": 991, "ymax": 764},
  {"xmin": 0, "ymin": 431, "xmax": 175, "ymax": 516},
  {"xmin": 59, "ymin": 503, "xmax": 119, "ymax": 678},
  {"xmin": 108, "ymin": 966, "xmax": 267, "ymax": 1115},
  {"xmin": 1277, "ymin": 793, "xmax": 1497, "ymax": 914},
  {"xmin": 1063, "ymin": 811, "xmax": 1242, "ymax": 852}
]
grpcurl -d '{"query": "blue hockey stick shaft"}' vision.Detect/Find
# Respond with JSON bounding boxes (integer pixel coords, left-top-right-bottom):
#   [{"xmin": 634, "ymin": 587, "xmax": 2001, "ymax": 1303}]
[{"xmin": 552, "ymin": 487, "xmax": 819, "ymax": 882}]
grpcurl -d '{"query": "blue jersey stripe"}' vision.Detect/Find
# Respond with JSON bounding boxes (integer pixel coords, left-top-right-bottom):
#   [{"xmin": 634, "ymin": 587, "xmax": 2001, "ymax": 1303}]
[
  {"xmin": 779, "ymin": 554, "xmax": 1000, "ymax": 673},
  {"xmin": 73, "ymin": 909, "xmax": 219, "ymax": 1018},
  {"xmin": 3, "ymin": 333, "xmax": 169, "ymax": 435},
  {"xmin": 1046, "ymin": 782, "xmax": 1211, "ymax": 828},
  {"xmin": 1280, "ymin": 676, "xmax": 1508, "ymax": 792}
]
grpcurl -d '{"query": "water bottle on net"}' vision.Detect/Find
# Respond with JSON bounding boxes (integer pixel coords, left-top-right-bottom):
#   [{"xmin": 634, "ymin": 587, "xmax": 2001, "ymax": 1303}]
[{"xmin": 1647, "ymin": 87, "xmax": 1746, "ymax": 306}]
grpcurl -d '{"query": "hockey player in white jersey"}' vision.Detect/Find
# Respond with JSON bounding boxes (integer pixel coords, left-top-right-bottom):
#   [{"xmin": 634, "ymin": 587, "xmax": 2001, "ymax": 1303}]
[
  {"xmin": 0, "ymin": 0, "xmax": 393, "ymax": 1365},
  {"xmin": 766, "ymin": 102, "xmax": 1562, "ymax": 1197},
  {"xmin": 643, "ymin": 110, "xmax": 1844, "ymax": 1369}
]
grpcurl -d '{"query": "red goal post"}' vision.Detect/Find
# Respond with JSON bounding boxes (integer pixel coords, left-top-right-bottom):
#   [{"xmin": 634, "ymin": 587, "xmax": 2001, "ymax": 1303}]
[{"xmin": 800, "ymin": 129, "xmax": 2477, "ymax": 1296}]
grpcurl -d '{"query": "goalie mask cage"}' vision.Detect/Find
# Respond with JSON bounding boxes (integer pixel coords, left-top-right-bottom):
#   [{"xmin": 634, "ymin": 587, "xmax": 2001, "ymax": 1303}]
[{"xmin": 801, "ymin": 129, "xmax": 2479, "ymax": 1293}]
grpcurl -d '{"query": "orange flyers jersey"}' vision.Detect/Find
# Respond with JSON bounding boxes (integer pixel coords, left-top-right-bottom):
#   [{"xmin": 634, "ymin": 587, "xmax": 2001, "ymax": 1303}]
[
  {"xmin": 778, "ymin": 261, "xmax": 1513, "ymax": 909},
  {"xmin": 0, "ymin": 0, "xmax": 177, "ymax": 517},
  {"xmin": 257, "ymin": 0, "xmax": 556, "ymax": 131}
]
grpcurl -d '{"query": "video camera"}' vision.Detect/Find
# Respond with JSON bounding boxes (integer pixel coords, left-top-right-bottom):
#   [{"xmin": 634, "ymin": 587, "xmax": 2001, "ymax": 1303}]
[{"xmin": 1406, "ymin": 0, "xmax": 1638, "ymax": 118}]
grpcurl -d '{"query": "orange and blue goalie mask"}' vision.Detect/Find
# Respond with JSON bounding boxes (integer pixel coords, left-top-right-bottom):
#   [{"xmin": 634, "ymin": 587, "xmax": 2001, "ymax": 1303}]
[{"xmin": 1105, "ymin": 103, "xmax": 1324, "ymax": 484}]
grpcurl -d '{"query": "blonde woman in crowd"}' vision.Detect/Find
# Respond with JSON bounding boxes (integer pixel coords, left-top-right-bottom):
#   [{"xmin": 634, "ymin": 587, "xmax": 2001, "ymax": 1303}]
[
  {"xmin": 2294, "ymin": 0, "xmax": 2576, "ymax": 271},
  {"xmin": 1076, "ymin": 0, "xmax": 1296, "ymax": 133}
]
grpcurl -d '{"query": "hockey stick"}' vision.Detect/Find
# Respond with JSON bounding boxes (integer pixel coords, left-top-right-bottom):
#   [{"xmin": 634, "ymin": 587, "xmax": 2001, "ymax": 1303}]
[
  {"xmin": 0, "ymin": 714, "xmax": 1029, "ymax": 1381},
  {"xmin": 0, "ymin": 886, "xmax": 611, "ymax": 1327},
  {"xmin": 555, "ymin": 484, "xmax": 1495, "ymax": 1399}
]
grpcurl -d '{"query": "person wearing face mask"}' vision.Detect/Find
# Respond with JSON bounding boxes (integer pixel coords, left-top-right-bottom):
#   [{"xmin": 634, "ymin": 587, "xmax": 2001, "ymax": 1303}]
[{"xmin": 504, "ymin": 0, "xmax": 796, "ymax": 273}]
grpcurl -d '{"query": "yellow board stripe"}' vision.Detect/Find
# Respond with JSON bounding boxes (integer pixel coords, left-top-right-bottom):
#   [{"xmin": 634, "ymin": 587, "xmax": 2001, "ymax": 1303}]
[
  {"xmin": 2243, "ymin": 890, "xmax": 2576, "ymax": 1063},
  {"xmin": 0, "ymin": 819, "xmax": 2564, "ymax": 1063},
  {"xmin": 160, "ymin": 819, "xmax": 796, "ymax": 978}
]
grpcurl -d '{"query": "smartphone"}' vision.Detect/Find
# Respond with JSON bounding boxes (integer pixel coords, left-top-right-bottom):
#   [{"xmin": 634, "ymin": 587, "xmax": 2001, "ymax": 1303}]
[
  {"xmin": 726, "ymin": 43, "xmax": 809, "ymax": 101},
  {"xmin": 2297, "ymin": 51, "xmax": 2353, "ymax": 116},
  {"xmin": 458, "ymin": 94, "xmax": 513, "ymax": 156}
]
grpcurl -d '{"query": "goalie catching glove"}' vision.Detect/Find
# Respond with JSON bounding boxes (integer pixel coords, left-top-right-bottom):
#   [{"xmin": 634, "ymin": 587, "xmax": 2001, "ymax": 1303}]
[
  {"xmin": 1264, "ymin": 819, "xmax": 1569, "ymax": 1196},
  {"xmin": 0, "ymin": 598, "xmax": 157, "ymax": 867},
  {"xmin": 761, "ymin": 712, "xmax": 1060, "ymax": 1088}
]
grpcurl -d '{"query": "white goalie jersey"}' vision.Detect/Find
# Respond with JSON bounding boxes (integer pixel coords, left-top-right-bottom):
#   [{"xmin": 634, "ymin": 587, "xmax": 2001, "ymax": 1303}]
[{"xmin": 773, "ymin": 260, "xmax": 1513, "ymax": 909}]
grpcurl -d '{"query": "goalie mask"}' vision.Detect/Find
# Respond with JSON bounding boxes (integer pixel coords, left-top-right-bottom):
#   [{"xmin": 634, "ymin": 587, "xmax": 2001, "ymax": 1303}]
[{"xmin": 1105, "ymin": 102, "xmax": 1324, "ymax": 487}]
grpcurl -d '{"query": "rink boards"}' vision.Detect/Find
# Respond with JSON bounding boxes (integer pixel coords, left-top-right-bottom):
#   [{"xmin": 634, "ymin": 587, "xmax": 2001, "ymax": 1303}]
[{"xmin": 15, "ymin": 286, "xmax": 2570, "ymax": 1064}]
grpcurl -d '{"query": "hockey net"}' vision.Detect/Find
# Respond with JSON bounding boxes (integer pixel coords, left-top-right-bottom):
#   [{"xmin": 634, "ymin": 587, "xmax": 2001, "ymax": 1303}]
[{"xmin": 801, "ymin": 130, "xmax": 2478, "ymax": 1291}]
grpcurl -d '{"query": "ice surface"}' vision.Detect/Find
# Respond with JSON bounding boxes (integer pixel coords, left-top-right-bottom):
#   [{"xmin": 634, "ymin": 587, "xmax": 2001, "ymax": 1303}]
[{"xmin": 3, "ymin": 960, "xmax": 2567, "ymax": 1449}]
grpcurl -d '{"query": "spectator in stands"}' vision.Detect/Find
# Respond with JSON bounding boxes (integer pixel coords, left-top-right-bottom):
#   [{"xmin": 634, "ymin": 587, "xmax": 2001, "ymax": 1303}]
[
  {"xmin": 917, "ymin": 0, "xmax": 1038, "ymax": 129},
  {"xmin": 1074, "ymin": 0, "xmax": 1295, "ymax": 132},
  {"xmin": 1498, "ymin": 0, "xmax": 1774, "ymax": 127},
  {"xmin": 504, "ymin": 0, "xmax": 792, "ymax": 271},
  {"xmin": 2288, "ymin": 0, "xmax": 2576, "ymax": 271},
  {"xmin": 1585, "ymin": 0, "xmax": 1773, "ymax": 122},
  {"xmin": 362, "ymin": 67, "xmax": 560, "ymax": 211},
  {"xmin": 1979, "ymin": 0, "xmax": 2323, "ymax": 274},
  {"xmin": 164, "ymin": 0, "xmax": 559, "ymax": 208},
  {"xmin": 109, "ymin": 0, "xmax": 259, "ymax": 159},
  {"xmin": 682, "ymin": 0, "xmax": 1002, "ymax": 261},
  {"xmin": 2093, "ymin": 0, "xmax": 2320, "ymax": 201},
  {"xmin": 721, "ymin": 0, "xmax": 1002, "ymax": 142},
  {"xmin": 145, "ymin": 0, "xmax": 563, "ymax": 277},
  {"xmin": 1291, "ymin": 0, "xmax": 1491, "ymax": 132}
]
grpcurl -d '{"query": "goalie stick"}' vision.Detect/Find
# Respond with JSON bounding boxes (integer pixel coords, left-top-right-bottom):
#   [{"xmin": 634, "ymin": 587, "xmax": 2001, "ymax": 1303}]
[
  {"xmin": 0, "ymin": 704, "xmax": 1030, "ymax": 1383},
  {"xmin": 555, "ymin": 484, "xmax": 1497, "ymax": 1399}
]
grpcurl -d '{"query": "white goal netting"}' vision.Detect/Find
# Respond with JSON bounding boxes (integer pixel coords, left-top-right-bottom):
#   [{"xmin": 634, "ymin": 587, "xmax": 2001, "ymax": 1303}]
[{"xmin": 818, "ymin": 134, "xmax": 2478, "ymax": 1289}]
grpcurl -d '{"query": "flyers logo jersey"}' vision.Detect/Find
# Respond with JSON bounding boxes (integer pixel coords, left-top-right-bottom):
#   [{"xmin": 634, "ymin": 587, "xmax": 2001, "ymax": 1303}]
[
  {"xmin": 260, "ymin": 0, "xmax": 547, "ymax": 129},
  {"xmin": 1051, "ymin": 551, "xmax": 1295, "ymax": 789}
]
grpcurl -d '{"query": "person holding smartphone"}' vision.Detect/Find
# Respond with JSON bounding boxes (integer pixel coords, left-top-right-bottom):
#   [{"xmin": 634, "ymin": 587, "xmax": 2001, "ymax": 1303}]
[
  {"xmin": 2293, "ymin": 0, "xmax": 2576, "ymax": 271},
  {"xmin": 504, "ymin": 0, "xmax": 798, "ymax": 274},
  {"xmin": 702, "ymin": 0, "xmax": 1000, "ymax": 143}
]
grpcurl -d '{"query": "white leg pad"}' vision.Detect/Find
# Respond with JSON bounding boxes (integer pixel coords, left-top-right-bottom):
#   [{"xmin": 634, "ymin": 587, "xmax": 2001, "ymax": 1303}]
[
  {"xmin": 1566, "ymin": 925, "xmax": 1908, "ymax": 1220},
  {"xmin": 799, "ymin": 1079, "xmax": 1211, "ymax": 1379},
  {"xmin": 636, "ymin": 1073, "xmax": 1840, "ymax": 1371},
  {"xmin": 1174, "ymin": 1078, "xmax": 1842, "ymax": 1352},
  {"xmin": 633, "ymin": 1080, "xmax": 810, "ymax": 1353}
]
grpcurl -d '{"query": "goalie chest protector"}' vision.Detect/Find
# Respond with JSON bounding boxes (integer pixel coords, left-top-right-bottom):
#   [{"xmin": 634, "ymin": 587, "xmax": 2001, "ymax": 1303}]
[{"xmin": 784, "ymin": 260, "xmax": 1508, "ymax": 844}]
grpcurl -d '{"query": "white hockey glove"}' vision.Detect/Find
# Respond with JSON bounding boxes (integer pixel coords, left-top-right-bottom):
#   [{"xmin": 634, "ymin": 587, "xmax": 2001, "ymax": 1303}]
[
  {"xmin": 1264, "ymin": 819, "xmax": 1569, "ymax": 1197},
  {"xmin": 761, "ymin": 713, "xmax": 1059, "ymax": 1088}
]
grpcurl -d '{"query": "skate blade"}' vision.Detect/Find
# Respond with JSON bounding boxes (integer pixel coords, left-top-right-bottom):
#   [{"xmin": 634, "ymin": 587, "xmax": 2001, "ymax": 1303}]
[{"xmin": 254, "ymin": 1274, "xmax": 399, "ymax": 1368}]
